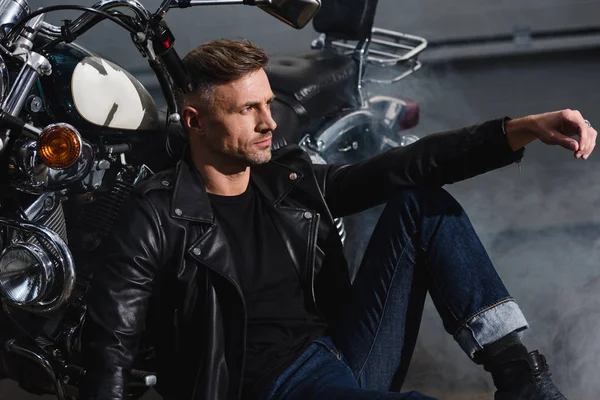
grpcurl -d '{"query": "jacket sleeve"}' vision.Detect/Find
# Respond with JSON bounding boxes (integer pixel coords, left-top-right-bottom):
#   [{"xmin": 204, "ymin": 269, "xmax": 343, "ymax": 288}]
[
  {"xmin": 80, "ymin": 194, "xmax": 166, "ymax": 400},
  {"xmin": 312, "ymin": 118, "xmax": 525, "ymax": 218}
]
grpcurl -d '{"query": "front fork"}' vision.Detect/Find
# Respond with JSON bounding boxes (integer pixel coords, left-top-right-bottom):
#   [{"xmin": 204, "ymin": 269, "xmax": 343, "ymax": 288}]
[{"xmin": 0, "ymin": 14, "xmax": 51, "ymax": 153}]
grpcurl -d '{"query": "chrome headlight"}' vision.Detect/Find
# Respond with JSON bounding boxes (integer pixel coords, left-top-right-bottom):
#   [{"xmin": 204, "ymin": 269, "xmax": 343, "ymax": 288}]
[{"xmin": 0, "ymin": 243, "xmax": 54, "ymax": 305}]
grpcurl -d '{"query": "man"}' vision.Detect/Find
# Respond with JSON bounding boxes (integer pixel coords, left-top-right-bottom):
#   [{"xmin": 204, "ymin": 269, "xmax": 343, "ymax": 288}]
[{"xmin": 81, "ymin": 39, "xmax": 596, "ymax": 400}]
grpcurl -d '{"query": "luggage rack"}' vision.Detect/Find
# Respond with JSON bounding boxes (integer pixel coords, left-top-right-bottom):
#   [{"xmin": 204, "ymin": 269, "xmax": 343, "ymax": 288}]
[{"xmin": 315, "ymin": 27, "xmax": 428, "ymax": 84}]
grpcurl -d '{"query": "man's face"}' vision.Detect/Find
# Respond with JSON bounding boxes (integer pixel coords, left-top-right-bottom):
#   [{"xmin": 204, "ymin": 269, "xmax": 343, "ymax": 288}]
[{"xmin": 193, "ymin": 68, "xmax": 277, "ymax": 166}]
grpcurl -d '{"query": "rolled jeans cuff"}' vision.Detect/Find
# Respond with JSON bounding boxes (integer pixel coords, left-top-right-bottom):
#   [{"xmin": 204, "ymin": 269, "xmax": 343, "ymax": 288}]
[{"xmin": 455, "ymin": 299, "xmax": 529, "ymax": 359}]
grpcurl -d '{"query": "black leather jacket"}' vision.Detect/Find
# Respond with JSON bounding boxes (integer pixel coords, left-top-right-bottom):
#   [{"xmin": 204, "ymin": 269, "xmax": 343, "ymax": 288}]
[{"xmin": 81, "ymin": 119, "xmax": 524, "ymax": 400}]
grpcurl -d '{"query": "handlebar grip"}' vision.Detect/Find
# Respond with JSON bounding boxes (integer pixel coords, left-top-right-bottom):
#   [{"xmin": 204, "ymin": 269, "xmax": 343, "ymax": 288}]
[{"xmin": 0, "ymin": 110, "xmax": 25, "ymax": 132}]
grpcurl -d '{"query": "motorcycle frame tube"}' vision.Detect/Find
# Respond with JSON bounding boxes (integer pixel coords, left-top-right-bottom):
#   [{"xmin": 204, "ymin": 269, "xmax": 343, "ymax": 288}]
[
  {"xmin": 353, "ymin": 37, "xmax": 371, "ymax": 108},
  {"xmin": 5, "ymin": 338, "xmax": 67, "ymax": 400},
  {"xmin": 0, "ymin": 217, "xmax": 75, "ymax": 313}
]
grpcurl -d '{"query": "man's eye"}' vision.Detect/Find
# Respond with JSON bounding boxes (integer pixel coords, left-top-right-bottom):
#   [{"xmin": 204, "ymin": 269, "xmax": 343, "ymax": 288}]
[{"xmin": 241, "ymin": 107, "xmax": 252, "ymax": 114}]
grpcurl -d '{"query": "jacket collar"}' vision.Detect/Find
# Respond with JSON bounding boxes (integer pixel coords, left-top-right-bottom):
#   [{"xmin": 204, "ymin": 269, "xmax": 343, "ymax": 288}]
[
  {"xmin": 170, "ymin": 150, "xmax": 304, "ymax": 223},
  {"xmin": 170, "ymin": 153, "xmax": 214, "ymax": 223},
  {"xmin": 250, "ymin": 157, "xmax": 304, "ymax": 206}
]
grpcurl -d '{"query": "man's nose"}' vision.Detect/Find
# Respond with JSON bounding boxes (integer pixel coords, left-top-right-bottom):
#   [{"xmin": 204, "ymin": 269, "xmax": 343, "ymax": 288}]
[{"xmin": 258, "ymin": 108, "xmax": 277, "ymax": 133}]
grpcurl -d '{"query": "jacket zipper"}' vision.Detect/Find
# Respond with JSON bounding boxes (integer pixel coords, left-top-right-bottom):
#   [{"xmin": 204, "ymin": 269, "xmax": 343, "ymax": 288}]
[{"xmin": 306, "ymin": 211, "xmax": 320, "ymax": 310}]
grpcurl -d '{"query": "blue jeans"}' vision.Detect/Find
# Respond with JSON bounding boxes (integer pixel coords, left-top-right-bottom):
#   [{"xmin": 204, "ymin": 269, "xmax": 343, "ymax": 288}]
[{"xmin": 259, "ymin": 188, "xmax": 528, "ymax": 400}]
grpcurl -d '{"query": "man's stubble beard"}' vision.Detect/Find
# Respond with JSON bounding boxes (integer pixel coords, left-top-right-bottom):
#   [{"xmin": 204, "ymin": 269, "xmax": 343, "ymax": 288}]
[
  {"xmin": 213, "ymin": 143, "xmax": 272, "ymax": 166},
  {"xmin": 244, "ymin": 147, "xmax": 272, "ymax": 165}
]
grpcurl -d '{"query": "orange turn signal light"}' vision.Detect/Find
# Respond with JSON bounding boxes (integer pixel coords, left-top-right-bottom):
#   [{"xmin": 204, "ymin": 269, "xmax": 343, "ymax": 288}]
[{"xmin": 37, "ymin": 124, "xmax": 82, "ymax": 169}]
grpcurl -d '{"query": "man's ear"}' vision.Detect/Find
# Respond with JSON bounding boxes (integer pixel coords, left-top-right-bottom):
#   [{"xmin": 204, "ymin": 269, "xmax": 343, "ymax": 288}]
[{"xmin": 182, "ymin": 105, "xmax": 205, "ymax": 136}]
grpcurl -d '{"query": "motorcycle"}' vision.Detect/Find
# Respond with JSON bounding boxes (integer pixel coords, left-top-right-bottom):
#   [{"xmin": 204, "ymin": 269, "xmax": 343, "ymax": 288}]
[{"xmin": 0, "ymin": 0, "xmax": 427, "ymax": 398}]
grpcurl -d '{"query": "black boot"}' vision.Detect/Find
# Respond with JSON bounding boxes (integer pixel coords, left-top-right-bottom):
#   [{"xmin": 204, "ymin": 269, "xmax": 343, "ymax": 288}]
[{"xmin": 485, "ymin": 350, "xmax": 567, "ymax": 400}]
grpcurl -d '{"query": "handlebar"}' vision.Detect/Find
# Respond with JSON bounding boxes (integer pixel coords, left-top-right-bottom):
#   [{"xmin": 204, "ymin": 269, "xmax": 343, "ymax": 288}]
[
  {"xmin": 34, "ymin": 0, "xmax": 196, "ymax": 96},
  {"xmin": 39, "ymin": 0, "xmax": 151, "ymax": 39},
  {"xmin": 37, "ymin": 0, "xmax": 262, "ymax": 39},
  {"xmin": 34, "ymin": 0, "xmax": 192, "ymax": 112}
]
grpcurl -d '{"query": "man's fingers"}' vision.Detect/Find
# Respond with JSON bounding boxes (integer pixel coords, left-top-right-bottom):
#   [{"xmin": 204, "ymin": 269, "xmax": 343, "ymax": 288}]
[
  {"xmin": 551, "ymin": 131, "xmax": 579, "ymax": 151},
  {"xmin": 578, "ymin": 122, "xmax": 592, "ymax": 158},
  {"xmin": 582, "ymin": 127, "xmax": 597, "ymax": 160},
  {"xmin": 561, "ymin": 109, "xmax": 587, "ymax": 153},
  {"xmin": 577, "ymin": 126, "xmax": 596, "ymax": 159},
  {"xmin": 572, "ymin": 117, "xmax": 596, "ymax": 159},
  {"xmin": 559, "ymin": 109, "xmax": 597, "ymax": 159}
]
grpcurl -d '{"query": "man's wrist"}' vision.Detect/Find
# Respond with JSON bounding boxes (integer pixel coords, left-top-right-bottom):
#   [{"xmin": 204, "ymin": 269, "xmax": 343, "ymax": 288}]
[{"xmin": 504, "ymin": 117, "xmax": 538, "ymax": 151}]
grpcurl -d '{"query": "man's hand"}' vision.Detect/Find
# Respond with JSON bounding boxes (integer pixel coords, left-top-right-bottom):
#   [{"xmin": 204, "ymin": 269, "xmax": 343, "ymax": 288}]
[{"xmin": 505, "ymin": 109, "xmax": 597, "ymax": 160}]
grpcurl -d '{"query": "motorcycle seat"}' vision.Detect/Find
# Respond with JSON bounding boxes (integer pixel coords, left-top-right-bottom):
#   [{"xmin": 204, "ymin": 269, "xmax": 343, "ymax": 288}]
[{"xmin": 267, "ymin": 50, "xmax": 360, "ymax": 126}]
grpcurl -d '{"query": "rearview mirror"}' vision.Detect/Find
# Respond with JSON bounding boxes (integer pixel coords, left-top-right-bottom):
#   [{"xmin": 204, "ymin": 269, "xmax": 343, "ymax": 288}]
[
  {"xmin": 167, "ymin": 0, "xmax": 321, "ymax": 30},
  {"xmin": 256, "ymin": 0, "xmax": 321, "ymax": 29}
]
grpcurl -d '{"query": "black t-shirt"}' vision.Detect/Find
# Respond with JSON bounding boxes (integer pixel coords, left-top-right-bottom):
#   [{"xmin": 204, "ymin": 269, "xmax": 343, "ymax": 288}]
[{"xmin": 207, "ymin": 183, "xmax": 328, "ymax": 398}]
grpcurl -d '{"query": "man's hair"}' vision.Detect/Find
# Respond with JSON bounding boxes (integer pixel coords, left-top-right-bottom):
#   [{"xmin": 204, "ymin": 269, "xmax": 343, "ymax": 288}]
[{"xmin": 178, "ymin": 39, "xmax": 269, "ymax": 113}]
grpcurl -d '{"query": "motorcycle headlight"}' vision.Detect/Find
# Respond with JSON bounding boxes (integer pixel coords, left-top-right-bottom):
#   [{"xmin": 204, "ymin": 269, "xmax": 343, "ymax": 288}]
[{"xmin": 0, "ymin": 243, "xmax": 54, "ymax": 305}]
